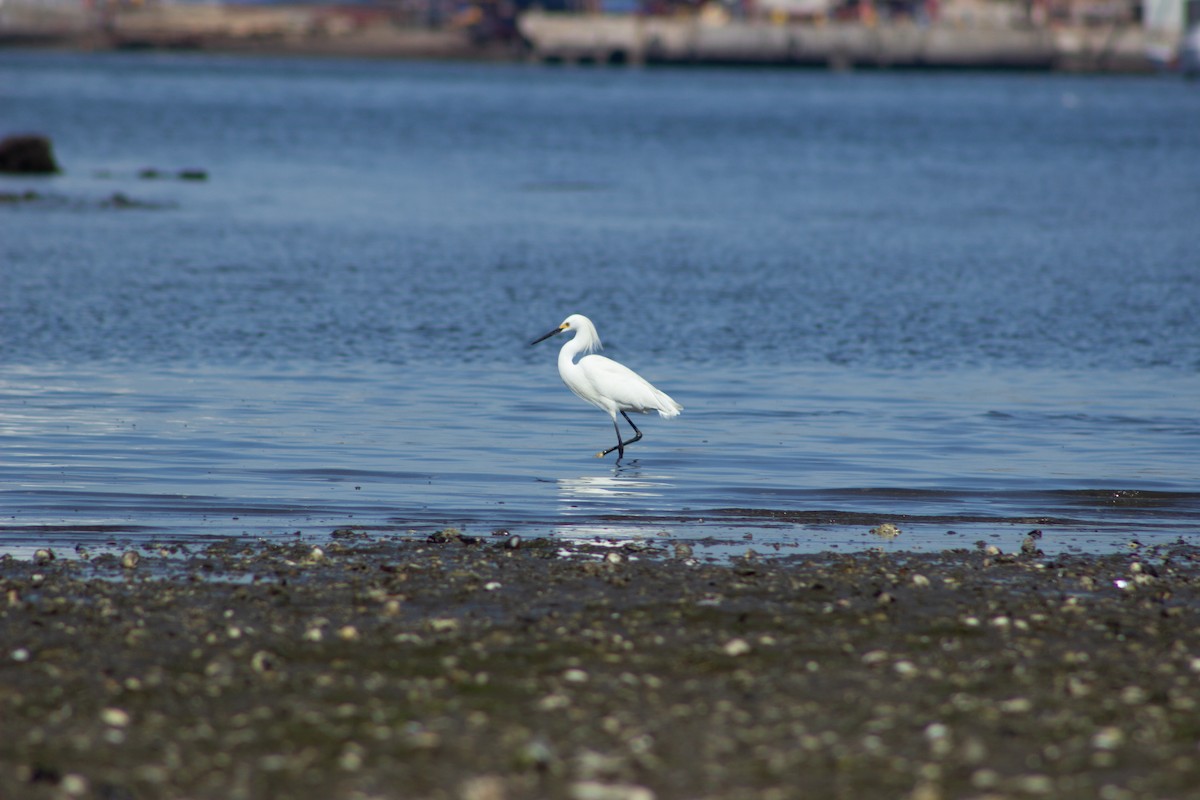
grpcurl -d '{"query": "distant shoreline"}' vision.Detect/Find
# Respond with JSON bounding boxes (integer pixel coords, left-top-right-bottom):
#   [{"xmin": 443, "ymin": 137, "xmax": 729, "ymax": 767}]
[{"xmin": 0, "ymin": 10, "xmax": 1178, "ymax": 73}]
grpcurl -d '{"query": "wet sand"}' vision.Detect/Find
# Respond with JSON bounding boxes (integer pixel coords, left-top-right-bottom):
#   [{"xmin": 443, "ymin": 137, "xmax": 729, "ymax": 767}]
[{"xmin": 3, "ymin": 532, "xmax": 1199, "ymax": 799}]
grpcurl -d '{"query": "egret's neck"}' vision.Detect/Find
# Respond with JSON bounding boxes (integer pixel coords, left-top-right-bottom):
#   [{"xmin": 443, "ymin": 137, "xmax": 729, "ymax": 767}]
[{"xmin": 558, "ymin": 332, "xmax": 587, "ymax": 368}]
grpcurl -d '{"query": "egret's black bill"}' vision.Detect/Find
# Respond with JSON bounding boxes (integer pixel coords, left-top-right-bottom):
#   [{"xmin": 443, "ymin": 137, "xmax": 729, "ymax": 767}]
[{"xmin": 530, "ymin": 327, "xmax": 563, "ymax": 346}]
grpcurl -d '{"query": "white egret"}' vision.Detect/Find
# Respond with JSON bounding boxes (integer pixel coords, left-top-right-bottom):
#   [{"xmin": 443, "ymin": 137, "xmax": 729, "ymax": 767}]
[{"xmin": 531, "ymin": 314, "xmax": 682, "ymax": 460}]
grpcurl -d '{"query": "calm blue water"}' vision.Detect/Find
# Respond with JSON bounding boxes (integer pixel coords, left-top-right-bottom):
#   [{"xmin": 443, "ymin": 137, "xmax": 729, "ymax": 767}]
[{"xmin": 2, "ymin": 51, "xmax": 1199, "ymax": 557}]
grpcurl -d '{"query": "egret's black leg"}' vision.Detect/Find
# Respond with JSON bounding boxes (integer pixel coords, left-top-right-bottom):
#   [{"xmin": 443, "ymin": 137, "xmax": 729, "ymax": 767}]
[
  {"xmin": 620, "ymin": 411, "xmax": 644, "ymax": 446},
  {"xmin": 599, "ymin": 418, "xmax": 625, "ymax": 459},
  {"xmin": 612, "ymin": 419, "xmax": 625, "ymax": 460},
  {"xmin": 599, "ymin": 412, "xmax": 644, "ymax": 459}
]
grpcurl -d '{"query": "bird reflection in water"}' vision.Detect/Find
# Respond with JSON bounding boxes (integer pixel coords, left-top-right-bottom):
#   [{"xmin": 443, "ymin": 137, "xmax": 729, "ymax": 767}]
[
  {"xmin": 552, "ymin": 465, "xmax": 677, "ymax": 544},
  {"xmin": 554, "ymin": 471, "xmax": 674, "ymax": 545},
  {"xmin": 556, "ymin": 471, "xmax": 670, "ymax": 501}
]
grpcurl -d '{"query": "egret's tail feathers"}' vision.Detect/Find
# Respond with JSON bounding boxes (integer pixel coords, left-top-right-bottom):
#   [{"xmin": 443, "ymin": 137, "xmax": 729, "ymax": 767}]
[{"xmin": 655, "ymin": 392, "xmax": 683, "ymax": 419}]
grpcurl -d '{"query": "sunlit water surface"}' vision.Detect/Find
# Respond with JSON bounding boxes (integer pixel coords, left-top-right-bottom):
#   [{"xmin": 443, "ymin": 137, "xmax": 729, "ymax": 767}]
[{"xmin": 2, "ymin": 52, "xmax": 1198, "ymax": 558}]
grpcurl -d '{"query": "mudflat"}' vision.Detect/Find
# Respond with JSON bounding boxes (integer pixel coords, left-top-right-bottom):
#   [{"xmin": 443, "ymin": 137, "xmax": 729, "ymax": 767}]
[{"xmin": 3, "ymin": 533, "xmax": 1198, "ymax": 800}]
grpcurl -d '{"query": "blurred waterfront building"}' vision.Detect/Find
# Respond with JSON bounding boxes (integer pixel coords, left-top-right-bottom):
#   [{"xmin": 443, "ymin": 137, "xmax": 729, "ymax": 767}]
[
  {"xmin": 0, "ymin": 0, "xmax": 93, "ymax": 39},
  {"xmin": 1, "ymin": 0, "xmax": 1187, "ymax": 30},
  {"xmin": 1, "ymin": 0, "xmax": 1193, "ymax": 67}
]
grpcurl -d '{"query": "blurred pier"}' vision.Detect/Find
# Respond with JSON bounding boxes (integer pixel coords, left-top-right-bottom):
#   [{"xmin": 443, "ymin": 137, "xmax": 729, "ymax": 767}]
[
  {"xmin": 519, "ymin": 12, "xmax": 1163, "ymax": 71},
  {"xmin": 0, "ymin": 0, "xmax": 513, "ymax": 59},
  {"xmin": 0, "ymin": 0, "xmax": 1192, "ymax": 72}
]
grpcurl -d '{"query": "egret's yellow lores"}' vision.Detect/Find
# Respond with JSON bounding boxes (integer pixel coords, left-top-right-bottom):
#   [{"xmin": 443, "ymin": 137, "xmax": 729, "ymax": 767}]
[{"xmin": 531, "ymin": 314, "xmax": 682, "ymax": 460}]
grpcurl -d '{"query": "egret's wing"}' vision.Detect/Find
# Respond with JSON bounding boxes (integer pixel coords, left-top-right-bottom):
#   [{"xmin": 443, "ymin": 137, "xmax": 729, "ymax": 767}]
[{"xmin": 578, "ymin": 355, "xmax": 682, "ymax": 417}]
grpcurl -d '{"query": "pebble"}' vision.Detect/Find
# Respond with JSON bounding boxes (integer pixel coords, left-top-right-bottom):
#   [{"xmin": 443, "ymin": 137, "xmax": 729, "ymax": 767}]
[
  {"xmin": 250, "ymin": 650, "xmax": 276, "ymax": 674},
  {"xmin": 568, "ymin": 782, "xmax": 656, "ymax": 800},
  {"xmin": 924, "ymin": 722, "xmax": 952, "ymax": 757},
  {"xmin": 1120, "ymin": 685, "xmax": 1147, "ymax": 705},
  {"xmin": 460, "ymin": 775, "xmax": 507, "ymax": 800},
  {"xmin": 1015, "ymin": 774, "xmax": 1054, "ymax": 794},
  {"xmin": 723, "ymin": 638, "xmax": 751, "ymax": 657},
  {"xmin": 971, "ymin": 768, "xmax": 1001, "ymax": 789},
  {"xmin": 861, "ymin": 650, "xmax": 889, "ymax": 665},
  {"xmin": 134, "ymin": 765, "xmax": 170, "ymax": 784},
  {"xmin": 869, "ymin": 523, "xmax": 901, "ymax": 539},
  {"xmin": 999, "ymin": 697, "xmax": 1032, "ymax": 714},
  {"xmin": 1091, "ymin": 727, "xmax": 1125, "ymax": 750},
  {"xmin": 121, "ymin": 550, "xmax": 140, "ymax": 569},
  {"xmin": 101, "ymin": 707, "xmax": 131, "ymax": 727},
  {"xmin": 536, "ymin": 693, "xmax": 570, "ymax": 711},
  {"xmin": 338, "ymin": 743, "xmax": 365, "ymax": 771},
  {"xmin": 60, "ymin": 774, "xmax": 89, "ymax": 796}
]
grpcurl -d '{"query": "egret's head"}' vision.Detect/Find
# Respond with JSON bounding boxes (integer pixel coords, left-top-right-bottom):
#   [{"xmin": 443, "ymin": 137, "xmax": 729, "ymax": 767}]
[
  {"xmin": 561, "ymin": 314, "xmax": 588, "ymax": 333},
  {"xmin": 530, "ymin": 314, "xmax": 601, "ymax": 353}
]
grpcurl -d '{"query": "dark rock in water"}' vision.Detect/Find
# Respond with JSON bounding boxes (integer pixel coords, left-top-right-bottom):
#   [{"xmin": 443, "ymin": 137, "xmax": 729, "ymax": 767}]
[
  {"xmin": 101, "ymin": 192, "xmax": 158, "ymax": 210},
  {"xmin": 1020, "ymin": 528, "xmax": 1044, "ymax": 557},
  {"xmin": 104, "ymin": 192, "xmax": 137, "ymax": 208},
  {"xmin": 0, "ymin": 190, "xmax": 42, "ymax": 204},
  {"xmin": 0, "ymin": 134, "xmax": 60, "ymax": 174},
  {"xmin": 428, "ymin": 528, "xmax": 483, "ymax": 546},
  {"xmin": 139, "ymin": 167, "xmax": 209, "ymax": 182},
  {"xmin": 428, "ymin": 528, "xmax": 463, "ymax": 544}
]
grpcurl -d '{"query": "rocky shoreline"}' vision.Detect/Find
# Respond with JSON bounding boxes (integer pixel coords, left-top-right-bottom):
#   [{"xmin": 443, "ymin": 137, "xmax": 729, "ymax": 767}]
[{"xmin": 3, "ymin": 533, "xmax": 1198, "ymax": 799}]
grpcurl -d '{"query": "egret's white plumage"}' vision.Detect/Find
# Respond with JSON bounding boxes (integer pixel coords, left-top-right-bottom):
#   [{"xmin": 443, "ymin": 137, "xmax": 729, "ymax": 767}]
[{"xmin": 531, "ymin": 314, "xmax": 682, "ymax": 460}]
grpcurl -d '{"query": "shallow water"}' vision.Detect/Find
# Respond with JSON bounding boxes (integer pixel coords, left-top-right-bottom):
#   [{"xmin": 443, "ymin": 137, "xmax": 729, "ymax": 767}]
[{"xmin": 2, "ymin": 52, "xmax": 1198, "ymax": 557}]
